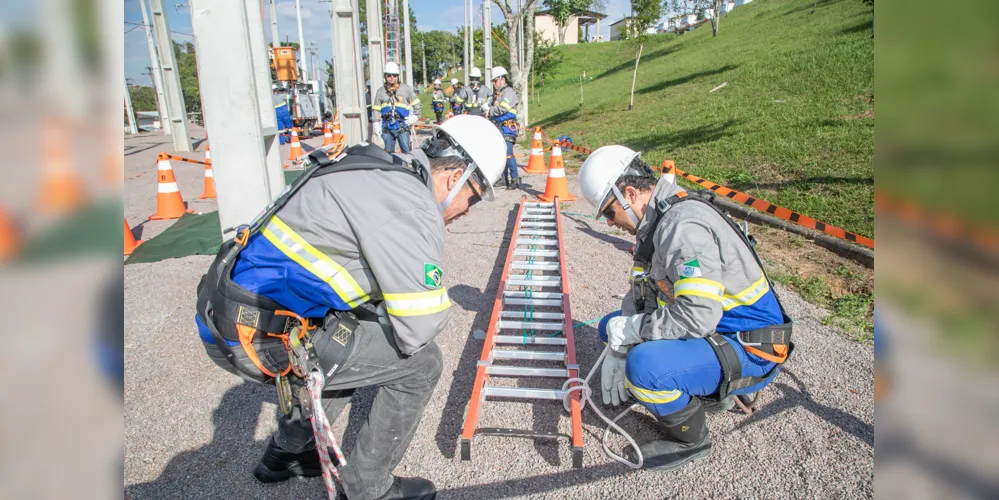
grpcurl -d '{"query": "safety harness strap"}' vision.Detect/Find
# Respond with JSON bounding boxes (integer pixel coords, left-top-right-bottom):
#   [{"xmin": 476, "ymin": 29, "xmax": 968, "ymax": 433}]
[{"xmin": 705, "ymin": 333, "xmax": 789, "ymax": 400}]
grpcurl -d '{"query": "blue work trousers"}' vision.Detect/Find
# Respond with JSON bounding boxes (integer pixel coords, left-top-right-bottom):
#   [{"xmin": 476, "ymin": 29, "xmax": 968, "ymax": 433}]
[
  {"xmin": 382, "ymin": 127, "xmax": 412, "ymax": 153},
  {"xmin": 505, "ymin": 139, "xmax": 519, "ymax": 181}
]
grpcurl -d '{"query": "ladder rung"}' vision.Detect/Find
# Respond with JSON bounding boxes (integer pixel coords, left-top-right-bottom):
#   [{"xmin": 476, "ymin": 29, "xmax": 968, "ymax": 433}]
[
  {"xmin": 484, "ymin": 386, "xmax": 566, "ymax": 400},
  {"xmin": 500, "ymin": 311, "xmax": 564, "ymax": 320},
  {"xmin": 504, "ymin": 298, "xmax": 562, "ymax": 307},
  {"xmin": 519, "ymin": 230, "xmax": 557, "ymax": 236},
  {"xmin": 519, "ymin": 222, "xmax": 556, "ymax": 227},
  {"xmin": 516, "ymin": 238, "xmax": 558, "ymax": 246},
  {"xmin": 513, "ymin": 249, "xmax": 558, "ymax": 257},
  {"xmin": 510, "ymin": 262, "xmax": 560, "ymax": 270},
  {"xmin": 491, "ymin": 335, "xmax": 567, "ymax": 345},
  {"xmin": 522, "ymin": 215, "xmax": 556, "ymax": 220},
  {"xmin": 487, "ymin": 366, "xmax": 568, "ymax": 378},
  {"xmin": 497, "ymin": 320, "xmax": 564, "ymax": 331},
  {"xmin": 508, "ymin": 274, "xmax": 560, "ymax": 282},
  {"xmin": 523, "ymin": 202, "xmax": 554, "ymax": 208},
  {"xmin": 493, "ymin": 349, "xmax": 565, "ymax": 362},
  {"xmin": 504, "ymin": 291, "xmax": 561, "ymax": 299},
  {"xmin": 507, "ymin": 279, "xmax": 561, "ymax": 288}
]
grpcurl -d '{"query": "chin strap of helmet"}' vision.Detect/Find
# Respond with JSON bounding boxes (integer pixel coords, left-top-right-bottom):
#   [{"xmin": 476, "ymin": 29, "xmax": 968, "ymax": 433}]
[{"xmin": 610, "ymin": 184, "xmax": 641, "ymax": 226}]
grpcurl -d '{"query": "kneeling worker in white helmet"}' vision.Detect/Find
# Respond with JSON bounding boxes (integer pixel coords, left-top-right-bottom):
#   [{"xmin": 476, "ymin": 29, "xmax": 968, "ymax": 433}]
[
  {"xmin": 194, "ymin": 115, "xmax": 508, "ymax": 499},
  {"xmin": 579, "ymin": 146, "xmax": 794, "ymax": 472},
  {"xmin": 372, "ymin": 62, "xmax": 422, "ymax": 153}
]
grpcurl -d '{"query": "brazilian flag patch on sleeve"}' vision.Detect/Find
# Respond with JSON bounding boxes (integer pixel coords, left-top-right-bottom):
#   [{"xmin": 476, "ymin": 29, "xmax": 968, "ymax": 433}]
[{"xmin": 424, "ymin": 263, "xmax": 443, "ymax": 288}]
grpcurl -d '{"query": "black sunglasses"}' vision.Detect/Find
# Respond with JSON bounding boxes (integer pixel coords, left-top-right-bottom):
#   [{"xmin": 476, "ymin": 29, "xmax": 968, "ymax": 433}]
[
  {"xmin": 600, "ymin": 197, "xmax": 616, "ymax": 220},
  {"xmin": 467, "ymin": 181, "xmax": 483, "ymax": 209}
]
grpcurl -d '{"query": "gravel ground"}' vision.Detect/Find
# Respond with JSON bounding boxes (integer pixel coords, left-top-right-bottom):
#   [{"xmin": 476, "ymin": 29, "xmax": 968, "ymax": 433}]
[{"xmin": 124, "ymin": 131, "xmax": 874, "ymax": 499}]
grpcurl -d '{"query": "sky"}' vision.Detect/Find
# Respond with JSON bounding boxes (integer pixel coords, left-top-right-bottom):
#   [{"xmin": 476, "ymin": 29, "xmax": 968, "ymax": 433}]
[{"xmin": 123, "ymin": 0, "xmax": 635, "ymax": 86}]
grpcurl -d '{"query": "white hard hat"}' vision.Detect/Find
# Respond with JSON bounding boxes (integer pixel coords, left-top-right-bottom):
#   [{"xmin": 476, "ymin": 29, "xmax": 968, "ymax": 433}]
[
  {"xmin": 470, "ymin": 67, "xmax": 482, "ymax": 78},
  {"xmin": 450, "ymin": 78, "xmax": 459, "ymax": 85},
  {"xmin": 491, "ymin": 66, "xmax": 508, "ymax": 80},
  {"xmin": 433, "ymin": 78, "xmax": 441, "ymax": 85},
  {"xmin": 579, "ymin": 145, "xmax": 644, "ymax": 219},
  {"xmin": 426, "ymin": 115, "xmax": 506, "ymax": 207},
  {"xmin": 384, "ymin": 62, "xmax": 400, "ymax": 75}
]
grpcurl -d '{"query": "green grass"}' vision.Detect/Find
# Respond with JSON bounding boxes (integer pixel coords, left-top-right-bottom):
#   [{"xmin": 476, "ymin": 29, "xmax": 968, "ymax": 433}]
[
  {"xmin": 770, "ymin": 269, "xmax": 874, "ymax": 342},
  {"xmin": 527, "ymin": 0, "xmax": 874, "ymax": 237}
]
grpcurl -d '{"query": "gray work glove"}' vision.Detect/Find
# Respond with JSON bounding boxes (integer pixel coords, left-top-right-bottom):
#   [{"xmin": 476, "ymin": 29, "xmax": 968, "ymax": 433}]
[{"xmin": 602, "ymin": 347, "xmax": 631, "ymax": 406}]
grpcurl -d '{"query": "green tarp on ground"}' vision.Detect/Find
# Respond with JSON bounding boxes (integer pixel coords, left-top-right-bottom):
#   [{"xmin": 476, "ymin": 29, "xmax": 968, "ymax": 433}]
[
  {"xmin": 17, "ymin": 201, "xmax": 121, "ymax": 264},
  {"xmin": 124, "ymin": 170, "xmax": 305, "ymax": 265}
]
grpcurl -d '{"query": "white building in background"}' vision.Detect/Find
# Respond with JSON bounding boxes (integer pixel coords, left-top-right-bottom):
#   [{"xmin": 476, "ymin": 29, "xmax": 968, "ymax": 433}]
[
  {"xmin": 535, "ymin": 9, "xmax": 608, "ymax": 45},
  {"xmin": 722, "ymin": 2, "xmax": 736, "ymax": 14},
  {"xmin": 735, "ymin": 0, "xmax": 753, "ymax": 5},
  {"xmin": 609, "ymin": 16, "xmax": 634, "ymax": 41}
]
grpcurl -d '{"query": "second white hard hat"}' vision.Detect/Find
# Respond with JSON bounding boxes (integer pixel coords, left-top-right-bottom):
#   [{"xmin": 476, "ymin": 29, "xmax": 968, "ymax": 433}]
[
  {"xmin": 450, "ymin": 78, "xmax": 459, "ymax": 85},
  {"xmin": 433, "ymin": 78, "xmax": 441, "ymax": 85},
  {"xmin": 470, "ymin": 67, "xmax": 482, "ymax": 78},
  {"xmin": 579, "ymin": 145, "xmax": 642, "ymax": 218},
  {"xmin": 384, "ymin": 62, "xmax": 400, "ymax": 75},
  {"xmin": 491, "ymin": 66, "xmax": 508, "ymax": 80},
  {"xmin": 429, "ymin": 115, "xmax": 507, "ymax": 206}
]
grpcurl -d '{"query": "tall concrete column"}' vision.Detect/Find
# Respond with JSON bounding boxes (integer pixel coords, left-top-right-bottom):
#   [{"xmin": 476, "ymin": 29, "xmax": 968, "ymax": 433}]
[
  {"xmin": 330, "ymin": 0, "xmax": 369, "ymax": 143},
  {"xmin": 149, "ymin": 0, "xmax": 192, "ymax": 152},
  {"xmin": 366, "ymin": 0, "xmax": 385, "ymax": 107},
  {"xmin": 403, "ymin": 0, "xmax": 413, "ymax": 86},
  {"xmin": 190, "ymin": 0, "xmax": 285, "ymax": 238},
  {"xmin": 483, "ymin": 0, "xmax": 492, "ymax": 82},
  {"xmin": 463, "ymin": 0, "xmax": 469, "ymax": 85},
  {"xmin": 139, "ymin": 0, "xmax": 170, "ymax": 134},
  {"xmin": 124, "ymin": 81, "xmax": 138, "ymax": 134},
  {"xmin": 270, "ymin": 0, "xmax": 280, "ymax": 48},
  {"xmin": 295, "ymin": 0, "xmax": 308, "ymax": 79}
]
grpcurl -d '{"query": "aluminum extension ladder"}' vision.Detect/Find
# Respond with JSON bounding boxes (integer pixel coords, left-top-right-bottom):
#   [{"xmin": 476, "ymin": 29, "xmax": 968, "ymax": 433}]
[{"xmin": 459, "ymin": 196, "xmax": 585, "ymax": 468}]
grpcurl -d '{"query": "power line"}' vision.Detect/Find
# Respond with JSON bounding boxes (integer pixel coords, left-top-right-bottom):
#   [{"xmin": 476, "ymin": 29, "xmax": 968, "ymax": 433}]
[{"xmin": 124, "ymin": 20, "xmax": 193, "ymax": 37}]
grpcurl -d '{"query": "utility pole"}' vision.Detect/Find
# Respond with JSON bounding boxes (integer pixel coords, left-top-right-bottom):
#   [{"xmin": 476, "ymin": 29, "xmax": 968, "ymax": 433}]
[
  {"xmin": 139, "ymin": 0, "xmax": 170, "ymax": 135},
  {"xmin": 190, "ymin": 0, "xmax": 286, "ymax": 238},
  {"xmin": 296, "ymin": 0, "xmax": 308, "ymax": 80},
  {"xmin": 483, "ymin": 0, "xmax": 492, "ymax": 81},
  {"xmin": 463, "ymin": 0, "xmax": 469, "ymax": 85},
  {"xmin": 149, "ymin": 0, "xmax": 192, "ymax": 152},
  {"xmin": 467, "ymin": 0, "xmax": 473, "ymax": 75},
  {"xmin": 403, "ymin": 0, "xmax": 413, "ymax": 86},
  {"xmin": 269, "ymin": 0, "xmax": 280, "ymax": 48},
  {"xmin": 421, "ymin": 39, "xmax": 427, "ymax": 87},
  {"xmin": 124, "ymin": 81, "xmax": 138, "ymax": 134},
  {"xmin": 330, "ymin": 0, "xmax": 369, "ymax": 143},
  {"xmin": 366, "ymin": 0, "xmax": 385, "ymax": 106}
]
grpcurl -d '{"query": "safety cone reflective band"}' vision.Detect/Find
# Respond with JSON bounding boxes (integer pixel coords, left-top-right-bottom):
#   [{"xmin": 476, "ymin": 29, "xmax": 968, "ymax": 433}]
[
  {"xmin": 538, "ymin": 143, "xmax": 575, "ymax": 202},
  {"xmin": 149, "ymin": 153, "xmax": 193, "ymax": 220},
  {"xmin": 38, "ymin": 121, "xmax": 86, "ymax": 214},
  {"xmin": 287, "ymin": 128, "xmax": 304, "ymax": 160},
  {"xmin": 322, "ymin": 121, "xmax": 335, "ymax": 146},
  {"xmin": 204, "ymin": 144, "xmax": 212, "ymax": 164},
  {"xmin": 331, "ymin": 115, "xmax": 344, "ymax": 143},
  {"xmin": 124, "ymin": 218, "xmax": 142, "ymax": 256},
  {"xmin": 198, "ymin": 163, "xmax": 216, "ymax": 199},
  {"xmin": 0, "ymin": 205, "xmax": 20, "ymax": 262},
  {"xmin": 523, "ymin": 127, "xmax": 548, "ymax": 174}
]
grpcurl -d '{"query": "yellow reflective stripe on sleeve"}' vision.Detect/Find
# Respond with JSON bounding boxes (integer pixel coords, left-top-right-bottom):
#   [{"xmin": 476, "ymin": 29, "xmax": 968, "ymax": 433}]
[
  {"xmin": 499, "ymin": 101, "xmax": 515, "ymax": 112},
  {"xmin": 274, "ymin": 102, "xmax": 287, "ymax": 108},
  {"xmin": 383, "ymin": 287, "xmax": 451, "ymax": 317},
  {"xmin": 261, "ymin": 216, "xmax": 369, "ymax": 308},
  {"xmin": 394, "ymin": 103, "xmax": 412, "ymax": 110},
  {"xmin": 410, "ymin": 99, "xmax": 421, "ymax": 106},
  {"xmin": 371, "ymin": 103, "xmax": 385, "ymax": 111},
  {"xmin": 626, "ymin": 377, "xmax": 684, "ymax": 404},
  {"xmin": 721, "ymin": 274, "xmax": 770, "ymax": 311},
  {"xmin": 673, "ymin": 277, "xmax": 725, "ymax": 302}
]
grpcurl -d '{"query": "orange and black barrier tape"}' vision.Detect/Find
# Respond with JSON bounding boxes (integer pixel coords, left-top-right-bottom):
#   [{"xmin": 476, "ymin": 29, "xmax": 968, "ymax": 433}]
[
  {"xmin": 663, "ymin": 161, "xmax": 874, "ymax": 249},
  {"xmin": 876, "ymin": 191, "xmax": 999, "ymax": 253},
  {"xmin": 160, "ymin": 153, "xmax": 211, "ymax": 166}
]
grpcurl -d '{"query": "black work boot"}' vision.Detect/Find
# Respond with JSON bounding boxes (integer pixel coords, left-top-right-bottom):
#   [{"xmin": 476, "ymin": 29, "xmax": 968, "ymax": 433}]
[
  {"xmin": 700, "ymin": 396, "xmax": 735, "ymax": 414},
  {"xmin": 253, "ymin": 437, "xmax": 322, "ymax": 483},
  {"xmin": 507, "ymin": 178, "xmax": 520, "ymax": 190},
  {"xmin": 373, "ymin": 476, "xmax": 437, "ymax": 500},
  {"xmin": 737, "ymin": 391, "xmax": 759, "ymax": 410},
  {"xmin": 628, "ymin": 398, "xmax": 712, "ymax": 472}
]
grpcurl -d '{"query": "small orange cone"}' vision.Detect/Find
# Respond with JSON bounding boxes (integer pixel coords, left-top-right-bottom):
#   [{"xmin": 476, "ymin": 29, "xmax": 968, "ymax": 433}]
[
  {"xmin": 287, "ymin": 128, "xmax": 304, "ymax": 160},
  {"xmin": 538, "ymin": 142, "xmax": 575, "ymax": 202},
  {"xmin": 149, "ymin": 153, "xmax": 193, "ymax": 220},
  {"xmin": 198, "ymin": 163, "xmax": 216, "ymax": 199},
  {"xmin": 204, "ymin": 144, "xmax": 212, "ymax": 164},
  {"xmin": 124, "ymin": 218, "xmax": 142, "ymax": 256},
  {"xmin": 322, "ymin": 121, "xmax": 335, "ymax": 146},
  {"xmin": 38, "ymin": 121, "xmax": 86, "ymax": 214},
  {"xmin": 331, "ymin": 115, "xmax": 344, "ymax": 143},
  {"xmin": 0, "ymin": 206, "xmax": 20, "ymax": 262},
  {"xmin": 523, "ymin": 127, "xmax": 548, "ymax": 174}
]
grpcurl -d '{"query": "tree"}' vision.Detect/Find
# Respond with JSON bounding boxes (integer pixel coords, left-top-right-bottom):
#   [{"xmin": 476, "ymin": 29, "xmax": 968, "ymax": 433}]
[
  {"xmin": 626, "ymin": 0, "xmax": 665, "ymax": 110},
  {"xmin": 173, "ymin": 41, "xmax": 202, "ymax": 120},
  {"xmin": 491, "ymin": 0, "xmax": 543, "ymax": 128},
  {"xmin": 542, "ymin": 0, "xmax": 592, "ymax": 45},
  {"xmin": 708, "ymin": 0, "xmax": 722, "ymax": 36},
  {"xmin": 128, "ymin": 85, "xmax": 157, "ymax": 112},
  {"xmin": 532, "ymin": 31, "xmax": 562, "ymax": 87}
]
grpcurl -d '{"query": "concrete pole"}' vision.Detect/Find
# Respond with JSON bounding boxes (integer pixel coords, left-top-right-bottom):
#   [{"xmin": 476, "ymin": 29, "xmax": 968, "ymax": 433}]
[
  {"xmin": 124, "ymin": 81, "xmax": 138, "ymax": 134},
  {"xmin": 463, "ymin": 0, "xmax": 469, "ymax": 85},
  {"xmin": 468, "ymin": 0, "xmax": 473, "ymax": 75},
  {"xmin": 149, "ymin": 0, "xmax": 192, "ymax": 152},
  {"xmin": 190, "ymin": 0, "xmax": 285, "ymax": 238},
  {"xmin": 269, "ymin": 0, "xmax": 280, "ymax": 47},
  {"xmin": 139, "ymin": 0, "xmax": 170, "ymax": 134},
  {"xmin": 330, "ymin": 0, "xmax": 369, "ymax": 143},
  {"xmin": 366, "ymin": 0, "xmax": 385, "ymax": 111},
  {"xmin": 483, "ymin": 0, "xmax": 492, "ymax": 81},
  {"xmin": 421, "ymin": 39, "xmax": 427, "ymax": 87},
  {"xmin": 295, "ymin": 0, "xmax": 308, "ymax": 80},
  {"xmin": 403, "ymin": 0, "xmax": 413, "ymax": 87}
]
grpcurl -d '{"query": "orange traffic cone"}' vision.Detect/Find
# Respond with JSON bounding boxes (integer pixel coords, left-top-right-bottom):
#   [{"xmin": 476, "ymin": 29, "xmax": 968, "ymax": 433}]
[
  {"xmin": 538, "ymin": 142, "xmax": 575, "ymax": 202},
  {"xmin": 149, "ymin": 153, "xmax": 193, "ymax": 220},
  {"xmin": 198, "ymin": 163, "xmax": 216, "ymax": 199},
  {"xmin": 38, "ymin": 121, "xmax": 86, "ymax": 214},
  {"xmin": 331, "ymin": 115, "xmax": 344, "ymax": 143},
  {"xmin": 287, "ymin": 128, "xmax": 304, "ymax": 160},
  {"xmin": 523, "ymin": 127, "xmax": 548, "ymax": 174},
  {"xmin": 124, "ymin": 218, "xmax": 142, "ymax": 256},
  {"xmin": 322, "ymin": 121, "xmax": 335, "ymax": 146},
  {"xmin": 0, "ymin": 206, "xmax": 20, "ymax": 262},
  {"xmin": 205, "ymin": 144, "xmax": 212, "ymax": 164}
]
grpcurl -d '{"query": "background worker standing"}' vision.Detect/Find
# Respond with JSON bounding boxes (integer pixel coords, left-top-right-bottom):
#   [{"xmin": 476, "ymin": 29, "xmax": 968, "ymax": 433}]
[
  {"xmin": 273, "ymin": 91, "xmax": 293, "ymax": 145},
  {"xmin": 372, "ymin": 62, "xmax": 422, "ymax": 153},
  {"xmin": 464, "ymin": 68, "xmax": 490, "ymax": 117},
  {"xmin": 431, "ymin": 79, "xmax": 447, "ymax": 124},
  {"xmin": 449, "ymin": 78, "xmax": 467, "ymax": 116},
  {"xmin": 196, "ymin": 116, "xmax": 508, "ymax": 500},
  {"xmin": 486, "ymin": 66, "xmax": 520, "ymax": 189},
  {"xmin": 579, "ymin": 146, "xmax": 794, "ymax": 473}
]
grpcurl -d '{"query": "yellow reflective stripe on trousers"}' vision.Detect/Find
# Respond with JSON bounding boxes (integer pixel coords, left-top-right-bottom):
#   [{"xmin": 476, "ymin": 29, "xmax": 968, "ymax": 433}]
[
  {"xmin": 673, "ymin": 277, "xmax": 725, "ymax": 303},
  {"xmin": 721, "ymin": 274, "xmax": 770, "ymax": 311},
  {"xmin": 625, "ymin": 377, "xmax": 684, "ymax": 404},
  {"xmin": 383, "ymin": 287, "xmax": 451, "ymax": 317},
  {"xmin": 261, "ymin": 216, "xmax": 369, "ymax": 308}
]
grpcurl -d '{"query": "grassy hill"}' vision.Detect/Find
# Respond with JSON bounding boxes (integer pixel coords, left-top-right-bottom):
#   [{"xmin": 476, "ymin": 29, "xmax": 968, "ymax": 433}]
[{"xmin": 528, "ymin": 0, "xmax": 874, "ymax": 238}]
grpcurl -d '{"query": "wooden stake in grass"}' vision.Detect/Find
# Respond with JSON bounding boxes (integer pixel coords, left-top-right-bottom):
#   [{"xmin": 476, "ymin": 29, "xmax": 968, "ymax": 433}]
[
  {"xmin": 629, "ymin": 43, "xmax": 644, "ymax": 111},
  {"xmin": 579, "ymin": 74, "xmax": 584, "ymax": 106}
]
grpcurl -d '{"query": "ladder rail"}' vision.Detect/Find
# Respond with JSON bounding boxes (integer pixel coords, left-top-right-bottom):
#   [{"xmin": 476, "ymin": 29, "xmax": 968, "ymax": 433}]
[{"xmin": 555, "ymin": 197, "xmax": 585, "ymax": 462}]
